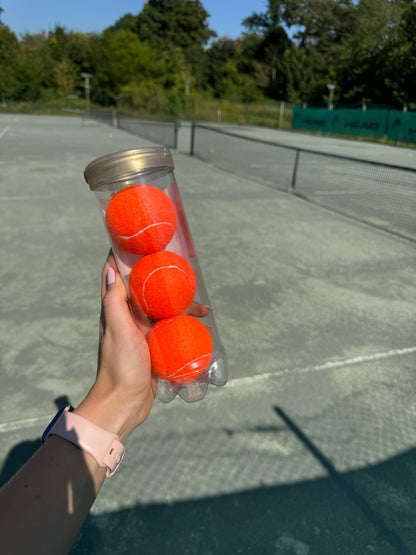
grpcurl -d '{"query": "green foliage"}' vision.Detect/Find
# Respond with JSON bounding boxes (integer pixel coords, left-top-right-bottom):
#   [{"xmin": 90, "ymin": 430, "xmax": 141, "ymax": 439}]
[
  {"xmin": 0, "ymin": 25, "xmax": 19, "ymax": 95},
  {"xmin": 109, "ymin": 30, "xmax": 162, "ymax": 85},
  {"xmin": 378, "ymin": 0, "xmax": 416, "ymax": 104},
  {"xmin": 14, "ymin": 33, "xmax": 56, "ymax": 101},
  {"xmin": 53, "ymin": 58, "xmax": 78, "ymax": 95},
  {"xmin": 0, "ymin": 0, "xmax": 414, "ymax": 115},
  {"xmin": 136, "ymin": 0, "xmax": 215, "ymax": 50},
  {"xmin": 204, "ymin": 38, "xmax": 261, "ymax": 101},
  {"xmin": 118, "ymin": 81, "xmax": 183, "ymax": 116}
]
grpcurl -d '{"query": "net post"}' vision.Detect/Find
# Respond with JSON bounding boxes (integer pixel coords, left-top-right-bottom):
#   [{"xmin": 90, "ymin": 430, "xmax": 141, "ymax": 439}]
[
  {"xmin": 190, "ymin": 123, "xmax": 196, "ymax": 156},
  {"xmin": 290, "ymin": 149, "xmax": 300, "ymax": 192},
  {"xmin": 174, "ymin": 121, "xmax": 181, "ymax": 150}
]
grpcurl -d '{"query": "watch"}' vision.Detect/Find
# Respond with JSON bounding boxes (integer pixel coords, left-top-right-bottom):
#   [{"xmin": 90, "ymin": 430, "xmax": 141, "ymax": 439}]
[{"xmin": 42, "ymin": 405, "xmax": 125, "ymax": 477}]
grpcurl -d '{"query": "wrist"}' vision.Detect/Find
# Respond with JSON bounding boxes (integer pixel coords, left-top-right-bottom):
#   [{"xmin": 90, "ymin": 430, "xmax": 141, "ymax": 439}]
[
  {"xmin": 75, "ymin": 383, "xmax": 144, "ymax": 443},
  {"xmin": 43, "ymin": 406, "xmax": 125, "ymax": 477}
]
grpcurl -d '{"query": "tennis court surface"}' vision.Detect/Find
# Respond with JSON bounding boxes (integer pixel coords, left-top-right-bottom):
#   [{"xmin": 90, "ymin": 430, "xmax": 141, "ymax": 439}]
[{"xmin": 0, "ymin": 114, "xmax": 415, "ymax": 554}]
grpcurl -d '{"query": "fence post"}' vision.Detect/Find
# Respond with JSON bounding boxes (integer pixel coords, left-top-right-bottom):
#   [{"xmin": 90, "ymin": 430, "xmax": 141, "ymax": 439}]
[
  {"xmin": 290, "ymin": 150, "xmax": 300, "ymax": 192},
  {"xmin": 173, "ymin": 121, "xmax": 181, "ymax": 150},
  {"xmin": 278, "ymin": 102, "xmax": 285, "ymax": 128},
  {"xmin": 190, "ymin": 123, "xmax": 196, "ymax": 156},
  {"xmin": 112, "ymin": 110, "xmax": 119, "ymax": 128}
]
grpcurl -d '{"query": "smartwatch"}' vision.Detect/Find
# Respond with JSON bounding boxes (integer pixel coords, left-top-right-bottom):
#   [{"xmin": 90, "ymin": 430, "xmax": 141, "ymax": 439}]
[{"xmin": 42, "ymin": 405, "xmax": 125, "ymax": 477}]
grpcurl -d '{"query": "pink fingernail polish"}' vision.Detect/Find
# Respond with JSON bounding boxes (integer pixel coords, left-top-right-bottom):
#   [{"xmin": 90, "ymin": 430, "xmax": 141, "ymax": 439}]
[{"xmin": 106, "ymin": 267, "xmax": 115, "ymax": 286}]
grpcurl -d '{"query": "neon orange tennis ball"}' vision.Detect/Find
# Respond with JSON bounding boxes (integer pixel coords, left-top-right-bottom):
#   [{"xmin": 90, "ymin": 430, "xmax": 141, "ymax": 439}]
[
  {"xmin": 129, "ymin": 251, "xmax": 197, "ymax": 319},
  {"xmin": 105, "ymin": 184, "xmax": 177, "ymax": 254},
  {"xmin": 147, "ymin": 315, "xmax": 213, "ymax": 383}
]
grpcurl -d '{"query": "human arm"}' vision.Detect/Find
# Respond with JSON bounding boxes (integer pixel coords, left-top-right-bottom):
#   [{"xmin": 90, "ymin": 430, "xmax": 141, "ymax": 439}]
[{"xmin": 0, "ymin": 252, "xmax": 154, "ymax": 554}]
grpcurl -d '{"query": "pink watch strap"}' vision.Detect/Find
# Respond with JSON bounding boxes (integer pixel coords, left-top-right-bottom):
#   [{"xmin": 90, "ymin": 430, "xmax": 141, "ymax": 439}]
[{"xmin": 45, "ymin": 407, "xmax": 125, "ymax": 477}]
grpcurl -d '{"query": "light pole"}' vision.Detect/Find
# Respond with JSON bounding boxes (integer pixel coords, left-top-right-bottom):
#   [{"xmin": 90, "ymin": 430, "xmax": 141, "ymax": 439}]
[
  {"xmin": 185, "ymin": 79, "xmax": 191, "ymax": 120},
  {"xmin": 327, "ymin": 83, "xmax": 335, "ymax": 110},
  {"xmin": 81, "ymin": 72, "xmax": 92, "ymax": 113}
]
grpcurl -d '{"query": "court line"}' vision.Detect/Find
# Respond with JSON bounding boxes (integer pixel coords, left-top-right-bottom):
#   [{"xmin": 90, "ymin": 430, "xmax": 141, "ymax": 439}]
[
  {"xmin": 0, "ymin": 414, "xmax": 53, "ymax": 433},
  {"xmin": 228, "ymin": 346, "xmax": 416, "ymax": 388},
  {"xmin": 0, "ymin": 195, "xmax": 53, "ymax": 201},
  {"xmin": 313, "ymin": 190, "xmax": 364, "ymax": 196},
  {"xmin": 0, "ymin": 126, "xmax": 10, "ymax": 139},
  {"xmin": 1, "ymin": 346, "xmax": 415, "ymax": 433}
]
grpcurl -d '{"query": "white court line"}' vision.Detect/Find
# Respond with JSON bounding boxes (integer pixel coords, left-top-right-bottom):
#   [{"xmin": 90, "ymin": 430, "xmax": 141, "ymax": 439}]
[
  {"xmin": 0, "ymin": 195, "xmax": 52, "ymax": 201},
  {"xmin": 0, "ymin": 126, "xmax": 10, "ymax": 139},
  {"xmin": 0, "ymin": 346, "xmax": 415, "ymax": 433},
  {"xmin": 228, "ymin": 346, "xmax": 416, "ymax": 388},
  {"xmin": 313, "ymin": 190, "xmax": 361, "ymax": 196},
  {"xmin": 0, "ymin": 414, "xmax": 53, "ymax": 434}
]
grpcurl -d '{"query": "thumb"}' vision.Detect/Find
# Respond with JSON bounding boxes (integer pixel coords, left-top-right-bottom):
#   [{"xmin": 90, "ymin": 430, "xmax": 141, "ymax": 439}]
[{"xmin": 102, "ymin": 266, "xmax": 133, "ymax": 335}]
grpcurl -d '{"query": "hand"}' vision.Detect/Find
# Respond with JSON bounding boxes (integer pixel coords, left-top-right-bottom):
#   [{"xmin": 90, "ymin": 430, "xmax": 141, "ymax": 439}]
[{"xmin": 75, "ymin": 251, "xmax": 155, "ymax": 442}]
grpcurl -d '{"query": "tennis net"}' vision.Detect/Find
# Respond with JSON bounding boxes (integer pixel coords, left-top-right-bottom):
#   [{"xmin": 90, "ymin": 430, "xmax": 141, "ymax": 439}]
[{"xmin": 191, "ymin": 124, "xmax": 416, "ymax": 242}]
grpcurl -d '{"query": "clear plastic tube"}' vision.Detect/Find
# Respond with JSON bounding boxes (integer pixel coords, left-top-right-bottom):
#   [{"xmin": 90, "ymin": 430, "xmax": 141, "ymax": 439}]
[{"xmin": 84, "ymin": 147, "xmax": 227, "ymax": 403}]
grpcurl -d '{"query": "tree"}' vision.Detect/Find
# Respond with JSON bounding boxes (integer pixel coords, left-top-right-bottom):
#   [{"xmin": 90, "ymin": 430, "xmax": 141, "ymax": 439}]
[
  {"xmin": 136, "ymin": 0, "xmax": 215, "ymax": 86},
  {"xmin": 136, "ymin": 0, "xmax": 215, "ymax": 50},
  {"xmin": 377, "ymin": 0, "xmax": 416, "ymax": 104},
  {"xmin": 279, "ymin": 0, "xmax": 355, "ymax": 51},
  {"xmin": 0, "ymin": 25, "xmax": 19, "ymax": 99},
  {"xmin": 109, "ymin": 30, "xmax": 162, "ymax": 86},
  {"xmin": 335, "ymin": 0, "xmax": 401, "ymax": 104},
  {"xmin": 53, "ymin": 58, "xmax": 77, "ymax": 96},
  {"xmin": 14, "ymin": 33, "xmax": 55, "ymax": 101},
  {"xmin": 242, "ymin": 1, "xmax": 291, "ymax": 99},
  {"xmin": 109, "ymin": 13, "xmax": 139, "ymax": 34},
  {"xmin": 204, "ymin": 38, "xmax": 237, "ymax": 94},
  {"xmin": 204, "ymin": 37, "xmax": 260, "ymax": 100}
]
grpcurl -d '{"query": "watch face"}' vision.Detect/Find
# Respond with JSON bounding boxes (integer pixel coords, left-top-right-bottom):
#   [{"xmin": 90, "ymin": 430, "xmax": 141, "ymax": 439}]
[{"xmin": 41, "ymin": 405, "xmax": 73, "ymax": 443}]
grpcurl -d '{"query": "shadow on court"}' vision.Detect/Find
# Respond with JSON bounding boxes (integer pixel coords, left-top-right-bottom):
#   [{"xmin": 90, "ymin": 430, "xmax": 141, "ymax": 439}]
[
  {"xmin": 0, "ymin": 396, "xmax": 70, "ymax": 487},
  {"xmin": 2, "ymin": 403, "xmax": 414, "ymax": 553},
  {"xmin": 68, "ymin": 406, "xmax": 416, "ymax": 555}
]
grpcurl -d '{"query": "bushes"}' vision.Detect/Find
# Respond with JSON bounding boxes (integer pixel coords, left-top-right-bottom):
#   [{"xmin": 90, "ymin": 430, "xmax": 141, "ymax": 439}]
[{"xmin": 117, "ymin": 82, "xmax": 183, "ymax": 118}]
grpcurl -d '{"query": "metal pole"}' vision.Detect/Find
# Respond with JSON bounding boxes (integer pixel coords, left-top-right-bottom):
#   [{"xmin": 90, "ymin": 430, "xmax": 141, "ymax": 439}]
[
  {"xmin": 278, "ymin": 102, "xmax": 285, "ymax": 128},
  {"xmin": 190, "ymin": 123, "xmax": 196, "ymax": 156},
  {"xmin": 185, "ymin": 79, "xmax": 191, "ymax": 120},
  {"xmin": 81, "ymin": 72, "xmax": 92, "ymax": 113},
  {"xmin": 112, "ymin": 110, "xmax": 119, "ymax": 128},
  {"xmin": 174, "ymin": 121, "xmax": 181, "ymax": 150},
  {"xmin": 327, "ymin": 84, "xmax": 335, "ymax": 110},
  {"xmin": 290, "ymin": 150, "xmax": 300, "ymax": 192}
]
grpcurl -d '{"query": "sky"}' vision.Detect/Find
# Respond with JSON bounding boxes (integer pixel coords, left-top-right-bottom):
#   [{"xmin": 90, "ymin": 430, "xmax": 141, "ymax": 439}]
[{"xmin": 1, "ymin": 0, "xmax": 268, "ymax": 40}]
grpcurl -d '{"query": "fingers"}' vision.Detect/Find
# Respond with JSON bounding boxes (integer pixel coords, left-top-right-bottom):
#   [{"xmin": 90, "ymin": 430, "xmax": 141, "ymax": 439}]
[
  {"xmin": 101, "ymin": 250, "xmax": 118, "ymax": 301},
  {"xmin": 100, "ymin": 250, "xmax": 213, "ymax": 336},
  {"xmin": 100, "ymin": 251, "xmax": 134, "ymax": 337},
  {"xmin": 185, "ymin": 301, "xmax": 214, "ymax": 318}
]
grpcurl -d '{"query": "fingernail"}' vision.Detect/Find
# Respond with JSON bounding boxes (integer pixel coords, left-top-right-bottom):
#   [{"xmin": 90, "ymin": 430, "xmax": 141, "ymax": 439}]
[
  {"xmin": 204, "ymin": 305, "xmax": 214, "ymax": 312},
  {"xmin": 106, "ymin": 267, "xmax": 115, "ymax": 286}
]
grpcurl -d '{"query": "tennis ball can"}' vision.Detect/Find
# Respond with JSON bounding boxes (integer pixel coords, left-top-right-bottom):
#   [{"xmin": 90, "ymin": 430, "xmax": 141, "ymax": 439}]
[{"xmin": 84, "ymin": 147, "xmax": 227, "ymax": 403}]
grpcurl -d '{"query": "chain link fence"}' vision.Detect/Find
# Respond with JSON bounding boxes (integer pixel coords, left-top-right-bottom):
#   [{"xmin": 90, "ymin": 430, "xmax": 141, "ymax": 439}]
[{"xmin": 88, "ymin": 109, "xmax": 180, "ymax": 150}]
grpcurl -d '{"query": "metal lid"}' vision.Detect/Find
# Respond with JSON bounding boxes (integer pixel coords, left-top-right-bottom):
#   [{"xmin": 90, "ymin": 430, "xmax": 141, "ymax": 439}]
[{"xmin": 84, "ymin": 147, "xmax": 174, "ymax": 190}]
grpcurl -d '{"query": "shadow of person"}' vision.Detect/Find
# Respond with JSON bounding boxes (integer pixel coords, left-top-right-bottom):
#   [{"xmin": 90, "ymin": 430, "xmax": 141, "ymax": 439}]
[
  {"xmin": 0, "ymin": 437, "xmax": 42, "ymax": 488},
  {"xmin": 0, "ymin": 396, "xmax": 72, "ymax": 488},
  {"xmin": 71, "ymin": 406, "xmax": 416, "ymax": 554}
]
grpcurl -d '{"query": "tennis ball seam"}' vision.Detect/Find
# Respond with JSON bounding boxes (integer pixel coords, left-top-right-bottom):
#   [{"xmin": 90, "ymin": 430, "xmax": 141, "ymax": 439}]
[
  {"xmin": 165, "ymin": 354, "xmax": 212, "ymax": 380},
  {"xmin": 108, "ymin": 221, "xmax": 176, "ymax": 240},
  {"xmin": 141, "ymin": 264, "xmax": 194, "ymax": 314}
]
